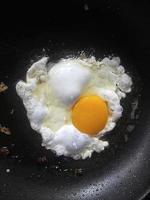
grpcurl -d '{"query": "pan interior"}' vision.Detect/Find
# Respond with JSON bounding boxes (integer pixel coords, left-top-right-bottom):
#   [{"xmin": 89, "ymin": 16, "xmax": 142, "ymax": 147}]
[{"xmin": 0, "ymin": 1, "xmax": 149, "ymax": 200}]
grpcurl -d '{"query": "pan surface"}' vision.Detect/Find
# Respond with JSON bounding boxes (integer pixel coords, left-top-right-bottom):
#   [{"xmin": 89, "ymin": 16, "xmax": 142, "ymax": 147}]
[{"xmin": 0, "ymin": 1, "xmax": 150, "ymax": 200}]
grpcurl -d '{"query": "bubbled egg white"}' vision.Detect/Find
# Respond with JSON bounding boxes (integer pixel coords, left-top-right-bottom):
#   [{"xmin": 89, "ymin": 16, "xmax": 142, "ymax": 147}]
[
  {"xmin": 16, "ymin": 55, "xmax": 132, "ymax": 159},
  {"xmin": 48, "ymin": 59, "xmax": 91, "ymax": 106}
]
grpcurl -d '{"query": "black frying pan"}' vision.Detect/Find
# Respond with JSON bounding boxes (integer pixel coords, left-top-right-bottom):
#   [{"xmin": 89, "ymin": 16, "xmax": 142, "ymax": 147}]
[{"xmin": 0, "ymin": 1, "xmax": 150, "ymax": 200}]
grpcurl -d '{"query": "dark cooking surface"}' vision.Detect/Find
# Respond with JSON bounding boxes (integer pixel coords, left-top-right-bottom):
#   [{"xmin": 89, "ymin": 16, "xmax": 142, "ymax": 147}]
[
  {"xmin": 145, "ymin": 193, "xmax": 150, "ymax": 199},
  {"xmin": 0, "ymin": 1, "xmax": 150, "ymax": 200}
]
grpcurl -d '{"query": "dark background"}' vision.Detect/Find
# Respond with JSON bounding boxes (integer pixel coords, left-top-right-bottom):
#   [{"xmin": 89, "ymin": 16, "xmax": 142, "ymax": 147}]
[{"xmin": 0, "ymin": 1, "xmax": 150, "ymax": 200}]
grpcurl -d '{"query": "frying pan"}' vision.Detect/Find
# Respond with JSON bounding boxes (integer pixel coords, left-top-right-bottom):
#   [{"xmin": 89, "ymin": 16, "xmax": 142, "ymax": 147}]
[{"xmin": 0, "ymin": 1, "xmax": 150, "ymax": 200}]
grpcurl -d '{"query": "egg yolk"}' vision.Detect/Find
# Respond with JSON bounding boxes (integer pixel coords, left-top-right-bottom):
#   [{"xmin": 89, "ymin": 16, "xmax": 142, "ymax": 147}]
[{"xmin": 72, "ymin": 95, "xmax": 108, "ymax": 136}]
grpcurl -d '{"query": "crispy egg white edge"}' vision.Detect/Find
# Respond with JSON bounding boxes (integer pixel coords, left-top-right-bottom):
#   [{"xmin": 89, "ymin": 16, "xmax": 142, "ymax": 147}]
[{"xmin": 16, "ymin": 56, "xmax": 132, "ymax": 159}]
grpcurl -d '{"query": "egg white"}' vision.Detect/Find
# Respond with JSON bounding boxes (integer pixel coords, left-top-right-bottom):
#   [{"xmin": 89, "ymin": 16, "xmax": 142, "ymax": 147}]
[{"xmin": 16, "ymin": 56, "xmax": 132, "ymax": 159}]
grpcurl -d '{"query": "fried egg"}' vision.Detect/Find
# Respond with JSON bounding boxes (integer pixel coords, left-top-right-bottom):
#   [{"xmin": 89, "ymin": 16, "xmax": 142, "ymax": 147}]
[{"xmin": 16, "ymin": 55, "xmax": 132, "ymax": 159}]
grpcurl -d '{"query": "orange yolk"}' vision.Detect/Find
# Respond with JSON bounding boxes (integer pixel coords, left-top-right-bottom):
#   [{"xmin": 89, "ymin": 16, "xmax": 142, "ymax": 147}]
[{"xmin": 72, "ymin": 95, "xmax": 108, "ymax": 136}]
